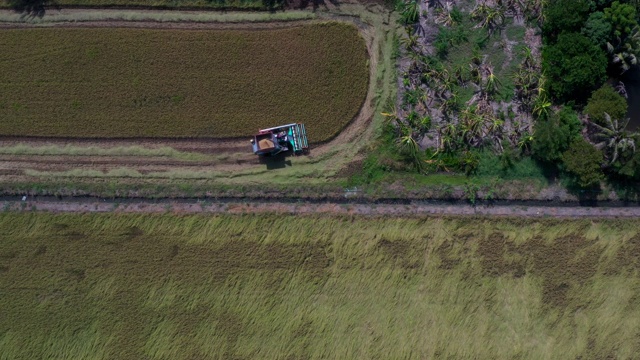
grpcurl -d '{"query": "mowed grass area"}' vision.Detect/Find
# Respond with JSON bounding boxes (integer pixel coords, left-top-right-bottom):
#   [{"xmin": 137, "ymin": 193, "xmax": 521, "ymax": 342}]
[
  {"xmin": 1, "ymin": 214, "xmax": 640, "ymax": 359},
  {"xmin": 0, "ymin": 23, "xmax": 368, "ymax": 141}
]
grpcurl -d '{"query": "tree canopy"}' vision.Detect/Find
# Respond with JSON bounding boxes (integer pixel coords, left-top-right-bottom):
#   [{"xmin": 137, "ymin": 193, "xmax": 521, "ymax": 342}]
[
  {"xmin": 533, "ymin": 107, "xmax": 583, "ymax": 163},
  {"xmin": 543, "ymin": 0, "xmax": 592, "ymax": 41},
  {"xmin": 605, "ymin": 1, "xmax": 638, "ymax": 38},
  {"xmin": 582, "ymin": 12, "xmax": 613, "ymax": 47},
  {"xmin": 543, "ymin": 32, "xmax": 608, "ymax": 102}
]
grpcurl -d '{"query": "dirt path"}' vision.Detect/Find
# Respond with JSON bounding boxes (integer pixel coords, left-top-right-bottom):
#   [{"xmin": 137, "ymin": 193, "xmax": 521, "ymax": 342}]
[{"xmin": 7, "ymin": 198, "xmax": 640, "ymax": 218}]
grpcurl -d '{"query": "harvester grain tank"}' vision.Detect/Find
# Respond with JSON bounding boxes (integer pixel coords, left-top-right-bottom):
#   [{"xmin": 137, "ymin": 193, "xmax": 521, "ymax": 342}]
[{"xmin": 250, "ymin": 123, "xmax": 309, "ymax": 156}]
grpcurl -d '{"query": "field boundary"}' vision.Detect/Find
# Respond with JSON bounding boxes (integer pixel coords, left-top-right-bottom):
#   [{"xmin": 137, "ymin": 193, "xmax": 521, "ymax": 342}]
[
  {"xmin": 6, "ymin": 197, "xmax": 640, "ymax": 218},
  {"xmin": 0, "ymin": 8, "xmax": 316, "ymax": 25},
  {"xmin": 0, "ymin": 4, "xmax": 397, "ymax": 195}
]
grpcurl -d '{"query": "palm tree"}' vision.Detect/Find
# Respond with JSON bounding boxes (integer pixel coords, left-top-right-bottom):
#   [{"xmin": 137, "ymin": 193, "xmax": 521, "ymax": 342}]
[
  {"xmin": 400, "ymin": 28, "xmax": 420, "ymax": 52},
  {"xmin": 452, "ymin": 64, "xmax": 468, "ymax": 86},
  {"xmin": 471, "ymin": 2, "xmax": 506, "ymax": 35},
  {"xmin": 532, "ymin": 94, "xmax": 551, "ymax": 119},
  {"xmin": 397, "ymin": 132, "xmax": 423, "ymax": 170},
  {"xmin": 499, "ymin": 0, "xmax": 527, "ymax": 21},
  {"xmin": 589, "ymin": 113, "xmax": 638, "ymax": 165},
  {"xmin": 438, "ymin": 123, "xmax": 459, "ymax": 152},
  {"xmin": 459, "ymin": 108, "xmax": 484, "ymax": 147},
  {"xmin": 615, "ymin": 81, "xmax": 628, "ymax": 99},
  {"xmin": 606, "ymin": 26, "xmax": 640, "ymax": 74},
  {"xmin": 522, "ymin": 0, "xmax": 546, "ymax": 25},
  {"xmin": 398, "ymin": 134, "xmax": 420, "ymax": 156},
  {"xmin": 513, "ymin": 69, "xmax": 533, "ymax": 101},
  {"xmin": 398, "ymin": 0, "xmax": 420, "ymax": 25},
  {"xmin": 433, "ymin": 70, "xmax": 454, "ymax": 100},
  {"xmin": 482, "ymin": 64, "xmax": 501, "ymax": 96},
  {"xmin": 434, "ymin": 1, "xmax": 458, "ymax": 27},
  {"xmin": 468, "ymin": 64, "xmax": 482, "ymax": 86},
  {"xmin": 520, "ymin": 46, "xmax": 537, "ymax": 69},
  {"xmin": 381, "ymin": 103, "xmax": 401, "ymax": 125},
  {"xmin": 517, "ymin": 132, "xmax": 534, "ymax": 154},
  {"xmin": 483, "ymin": 116, "xmax": 504, "ymax": 137},
  {"xmin": 439, "ymin": 91, "xmax": 459, "ymax": 117},
  {"xmin": 534, "ymin": 74, "xmax": 546, "ymax": 98}
]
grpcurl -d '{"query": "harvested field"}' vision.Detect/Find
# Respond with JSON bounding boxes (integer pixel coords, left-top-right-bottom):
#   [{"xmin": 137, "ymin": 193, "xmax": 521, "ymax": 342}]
[
  {"xmin": 0, "ymin": 23, "xmax": 368, "ymax": 141},
  {"xmin": 1, "ymin": 0, "xmax": 266, "ymax": 9},
  {"xmin": 1, "ymin": 213, "xmax": 640, "ymax": 359}
]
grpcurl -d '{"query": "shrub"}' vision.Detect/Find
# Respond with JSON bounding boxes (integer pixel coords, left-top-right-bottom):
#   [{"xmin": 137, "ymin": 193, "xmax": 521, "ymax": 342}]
[
  {"xmin": 397, "ymin": 0, "xmax": 420, "ymax": 25},
  {"xmin": 532, "ymin": 107, "xmax": 583, "ymax": 163},
  {"xmin": 562, "ymin": 138, "xmax": 604, "ymax": 188},
  {"xmin": 604, "ymin": 1, "xmax": 638, "ymax": 39},
  {"xmin": 434, "ymin": 25, "xmax": 468, "ymax": 58},
  {"xmin": 584, "ymin": 84, "xmax": 628, "ymax": 124},
  {"xmin": 582, "ymin": 12, "xmax": 613, "ymax": 48},
  {"xmin": 476, "ymin": 150, "xmax": 546, "ymax": 180},
  {"xmin": 542, "ymin": 0, "xmax": 592, "ymax": 41}
]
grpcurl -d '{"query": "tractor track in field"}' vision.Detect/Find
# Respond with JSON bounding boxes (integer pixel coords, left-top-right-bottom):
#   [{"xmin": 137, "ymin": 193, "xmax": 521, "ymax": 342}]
[
  {"xmin": 0, "ymin": 7, "xmax": 379, "ymax": 177},
  {"xmin": 0, "ymin": 155, "xmax": 259, "ymax": 167},
  {"xmin": 5, "ymin": 196, "xmax": 640, "ymax": 218},
  {"xmin": 0, "ymin": 159, "xmax": 257, "ymax": 174}
]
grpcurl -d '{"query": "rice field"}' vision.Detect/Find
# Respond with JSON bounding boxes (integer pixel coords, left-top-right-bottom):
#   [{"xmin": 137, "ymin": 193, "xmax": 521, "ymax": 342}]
[
  {"xmin": 1, "ymin": 213, "xmax": 640, "ymax": 359},
  {"xmin": 0, "ymin": 23, "xmax": 368, "ymax": 141},
  {"xmin": 2, "ymin": 0, "xmax": 268, "ymax": 9}
]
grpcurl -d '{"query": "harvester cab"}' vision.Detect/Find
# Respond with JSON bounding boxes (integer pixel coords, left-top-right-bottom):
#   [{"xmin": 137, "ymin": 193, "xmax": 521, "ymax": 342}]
[{"xmin": 250, "ymin": 123, "xmax": 309, "ymax": 156}]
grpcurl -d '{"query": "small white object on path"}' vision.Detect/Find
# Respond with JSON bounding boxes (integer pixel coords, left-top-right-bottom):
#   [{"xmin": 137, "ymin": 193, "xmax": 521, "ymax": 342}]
[{"xmin": 22, "ymin": 196, "xmax": 27, "ymax": 201}]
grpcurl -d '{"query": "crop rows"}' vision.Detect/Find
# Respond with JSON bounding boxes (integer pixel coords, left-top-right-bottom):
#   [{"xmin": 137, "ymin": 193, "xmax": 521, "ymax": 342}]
[{"xmin": 0, "ymin": 23, "xmax": 368, "ymax": 142}]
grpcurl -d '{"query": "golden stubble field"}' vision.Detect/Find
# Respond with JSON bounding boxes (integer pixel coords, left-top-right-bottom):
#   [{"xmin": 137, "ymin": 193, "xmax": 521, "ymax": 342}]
[{"xmin": 0, "ymin": 23, "xmax": 368, "ymax": 142}]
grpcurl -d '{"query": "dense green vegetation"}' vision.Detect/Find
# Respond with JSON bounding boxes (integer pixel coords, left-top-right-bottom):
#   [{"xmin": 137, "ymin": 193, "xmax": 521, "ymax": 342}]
[
  {"xmin": 539, "ymin": 0, "xmax": 640, "ymax": 189},
  {"xmin": 1, "ymin": 213, "xmax": 640, "ymax": 358},
  {"xmin": 360, "ymin": 1, "xmax": 549, "ymax": 188},
  {"xmin": 0, "ymin": 24, "xmax": 368, "ymax": 142},
  {"xmin": 358, "ymin": 0, "xmax": 640, "ymax": 197}
]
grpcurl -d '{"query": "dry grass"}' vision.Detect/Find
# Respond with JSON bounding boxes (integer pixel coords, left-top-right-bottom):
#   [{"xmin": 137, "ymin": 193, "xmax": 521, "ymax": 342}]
[
  {"xmin": 1, "ymin": 0, "xmax": 268, "ymax": 10},
  {"xmin": 1, "ymin": 214, "xmax": 640, "ymax": 359},
  {"xmin": 0, "ymin": 10, "xmax": 315, "ymax": 23},
  {"xmin": 0, "ymin": 23, "xmax": 368, "ymax": 142}
]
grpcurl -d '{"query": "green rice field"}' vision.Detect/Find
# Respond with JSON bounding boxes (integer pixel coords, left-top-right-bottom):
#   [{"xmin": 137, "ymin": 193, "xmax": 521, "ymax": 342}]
[
  {"xmin": 0, "ymin": 23, "xmax": 368, "ymax": 141},
  {"xmin": 1, "ymin": 213, "xmax": 640, "ymax": 359}
]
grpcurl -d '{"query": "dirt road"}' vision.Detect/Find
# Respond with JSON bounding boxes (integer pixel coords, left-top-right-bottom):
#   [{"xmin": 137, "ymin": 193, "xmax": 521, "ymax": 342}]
[{"xmin": 7, "ymin": 197, "xmax": 640, "ymax": 218}]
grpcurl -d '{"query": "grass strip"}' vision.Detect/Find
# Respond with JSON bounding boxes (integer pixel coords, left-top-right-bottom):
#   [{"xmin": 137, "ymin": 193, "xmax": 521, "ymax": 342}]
[
  {"xmin": 1, "ymin": 0, "xmax": 272, "ymax": 10},
  {"xmin": 0, "ymin": 10, "xmax": 315, "ymax": 23},
  {"xmin": 0, "ymin": 144, "xmax": 215, "ymax": 160}
]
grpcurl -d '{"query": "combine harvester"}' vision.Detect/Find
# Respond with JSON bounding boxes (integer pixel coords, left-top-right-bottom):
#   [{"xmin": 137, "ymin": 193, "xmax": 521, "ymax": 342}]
[{"xmin": 250, "ymin": 123, "xmax": 309, "ymax": 156}]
